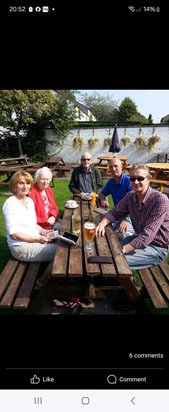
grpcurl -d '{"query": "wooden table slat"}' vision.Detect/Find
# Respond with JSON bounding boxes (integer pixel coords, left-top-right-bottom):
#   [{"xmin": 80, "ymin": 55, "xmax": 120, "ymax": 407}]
[
  {"xmin": 150, "ymin": 266, "xmax": 169, "ymax": 300},
  {"xmin": 106, "ymin": 226, "xmax": 132, "ymax": 277},
  {"xmin": 82, "ymin": 202, "xmax": 101, "ymax": 276},
  {"xmin": 139, "ymin": 268, "xmax": 168, "ymax": 308},
  {"xmin": 68, "ymin": 201, "xmax": 83, "ymax": 277},
  {"xmin": 0, "ymin": 262, "xmax": 28, "ymax": 308},
  {"xmin": 0, "ymin": 260, "xmax": 19, "ymax": 299},
  {"xmin": 51, "ymin": 206, "xmax": 72, "ymax": 277},
  {"xmin": 90, "ymin": 206, "xmax": 117, "ymax": 277},
  {"xmin": 95, "ymin": 235, "xmax": 117, "ymax": 277}
]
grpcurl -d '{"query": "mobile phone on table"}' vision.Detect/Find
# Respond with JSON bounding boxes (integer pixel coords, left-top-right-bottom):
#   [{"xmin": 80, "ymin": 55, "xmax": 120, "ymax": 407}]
[{"xmin": 93, "ymin": 207, "xmax": 108, "ymax": 215}]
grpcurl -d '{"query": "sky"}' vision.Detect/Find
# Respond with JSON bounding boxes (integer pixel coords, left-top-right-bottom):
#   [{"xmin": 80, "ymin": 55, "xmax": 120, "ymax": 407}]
[{"xmin": 76, "ymin": 90, "xmax": 169, "ymax": 124}]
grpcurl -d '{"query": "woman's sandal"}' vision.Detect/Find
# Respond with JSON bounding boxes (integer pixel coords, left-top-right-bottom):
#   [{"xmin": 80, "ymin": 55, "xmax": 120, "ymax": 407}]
[{"xmin": 52, "ymin": 299, "xmax": 79, "ymax": 309}]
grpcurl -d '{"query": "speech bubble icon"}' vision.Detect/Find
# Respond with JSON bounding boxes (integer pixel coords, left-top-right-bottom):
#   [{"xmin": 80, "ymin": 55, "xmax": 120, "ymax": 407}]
[{"xmin": 107, "ymin": 374, "xmax": 117, "ymax": 384}]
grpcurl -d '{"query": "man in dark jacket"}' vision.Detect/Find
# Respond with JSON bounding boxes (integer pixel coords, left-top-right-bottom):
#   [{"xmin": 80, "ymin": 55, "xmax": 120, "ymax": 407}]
[{"xmin": 68, "ymin": 152, "xmax": 103, "ymax": 197}]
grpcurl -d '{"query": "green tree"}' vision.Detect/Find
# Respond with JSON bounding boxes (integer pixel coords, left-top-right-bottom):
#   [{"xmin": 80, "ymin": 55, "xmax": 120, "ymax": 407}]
[
  {"xmin": 128, "ymin": 112, "xmax": 148, "ymax": 124},
  {"xmin": 79, "ymin": 92, "xmax": 119, "ymax": 122},
  {"xmin": 0, "ymin": 90, "xmax": 76, "ymax": 158},
  {"xmin": 118, "ymin": 97, "xmax": 137, "ymax": 122}
]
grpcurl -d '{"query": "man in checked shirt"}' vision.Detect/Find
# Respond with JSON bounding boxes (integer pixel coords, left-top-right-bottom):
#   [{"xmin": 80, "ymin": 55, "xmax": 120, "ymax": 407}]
[{"xmin": 96, "ymin": 164, "xmax": 169, "ymax": 270}]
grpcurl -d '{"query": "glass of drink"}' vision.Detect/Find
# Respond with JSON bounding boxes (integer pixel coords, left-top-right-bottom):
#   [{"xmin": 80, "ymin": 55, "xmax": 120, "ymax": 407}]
[
  {"xmin": 91, "ymin": 192, "xmax": 96, "ymax": 206},
  {"xmin": 83, "ymin": 221, "xmax": 96, "ymax": 251},
  {"xmin": 72, "ymin": 214, "xmax": 81, "ymax": 234}
]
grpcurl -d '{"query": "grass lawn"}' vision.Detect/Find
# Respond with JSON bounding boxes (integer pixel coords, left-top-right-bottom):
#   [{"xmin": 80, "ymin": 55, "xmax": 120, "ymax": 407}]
[{"xmin": 0, "ymin": 178, "xmax": 169, "ymax": 315}]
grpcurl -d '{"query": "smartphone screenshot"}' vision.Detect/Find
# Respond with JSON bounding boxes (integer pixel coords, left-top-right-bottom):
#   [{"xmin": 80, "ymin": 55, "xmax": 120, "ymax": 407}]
[{"xmin": 0, "ymin": 1, "xmax": 168, "ymax": 410}]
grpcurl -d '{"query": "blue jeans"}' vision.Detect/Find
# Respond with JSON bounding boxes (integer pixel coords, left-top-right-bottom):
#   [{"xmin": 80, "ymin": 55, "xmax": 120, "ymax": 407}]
[
  {"xmin": 112, "ymin": 219, "xmax": 135, "ymax": 239},
  {"xmin": 120, "ymin": 235, "xmax": 168, "ymax": 270}
]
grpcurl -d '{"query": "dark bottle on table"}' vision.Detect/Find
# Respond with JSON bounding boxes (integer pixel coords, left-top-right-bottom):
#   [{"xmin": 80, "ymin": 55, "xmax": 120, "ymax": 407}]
[{"xmin": 88, "ymin": 209, "xmax": 93, "ymax": 222}]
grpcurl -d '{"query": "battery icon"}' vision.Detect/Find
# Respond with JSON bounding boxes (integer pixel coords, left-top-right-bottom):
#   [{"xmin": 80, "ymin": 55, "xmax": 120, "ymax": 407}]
[
  {"xmin": 29, "ymin": 6, "xmax": 33, "ymax": 12},
  {"xmin": 42, "ymin": 6, "xmax": 49, "ymax": 12}
]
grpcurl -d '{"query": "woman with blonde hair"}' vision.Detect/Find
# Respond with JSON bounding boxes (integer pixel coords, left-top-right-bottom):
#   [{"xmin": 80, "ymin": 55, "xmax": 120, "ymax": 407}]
[{"xmin": 2, "ymin": 170, "xmax": 57, "ymax": 262}]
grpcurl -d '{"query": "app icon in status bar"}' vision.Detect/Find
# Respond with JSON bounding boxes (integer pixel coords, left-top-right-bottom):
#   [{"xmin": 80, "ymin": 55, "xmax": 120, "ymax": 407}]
[
  {"xmin": 42, "ymin": 6, "xmax": 49, "ymax": 12},
  {"xmin": 28, "ymin": 6, "xmax": 55, "ymax": 12}
]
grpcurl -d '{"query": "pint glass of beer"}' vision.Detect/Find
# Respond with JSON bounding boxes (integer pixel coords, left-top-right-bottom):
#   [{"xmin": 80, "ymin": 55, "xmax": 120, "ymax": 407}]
[
  {"xmin": 83, "ymin": 221, "xmax": 96, "ymax": 251},
  {"xmin": 91, "ymin": 192, "xmax": 96, "ymax": 206}
]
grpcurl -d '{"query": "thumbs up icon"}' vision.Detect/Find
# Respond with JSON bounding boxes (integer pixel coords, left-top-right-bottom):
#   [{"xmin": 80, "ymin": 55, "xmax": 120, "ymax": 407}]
[{"xmin": 30, "ymin": 374, "xmax": 40, "ymax": 384}]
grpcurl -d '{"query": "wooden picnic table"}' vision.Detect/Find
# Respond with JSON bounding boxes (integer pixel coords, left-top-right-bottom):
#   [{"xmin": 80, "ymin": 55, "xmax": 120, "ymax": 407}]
[
  {"xmin": 95, "ymin": 156, "xmax": 128, "ymax": 176},
  {"xmin": 146, "ymin": 163, "xmax": 169, "ymax": 179},
  {"xmin": 0, "ymin": 163, "xmax": 44, "ymax": 185},
  {"xmin": 145, "ymin": 163, "xmax": 169, "ymax": 192},
  {"xmin": 51, "ymin": 196, "xmax": 141, "ymax": 305},
  {"xmin": 0, "ymin": 156, "xmax": 29, "ymax": 166},
  {"xmin": 44, "ymin": 156, "xmax": 72, "ymax": 178},
  {"xmin": 0, "ymin": 165, "xmax": 30, "ymax": 185},
  {"xmin": 44, "ymin": 156, "xmax": 65, "ymax": 170}
]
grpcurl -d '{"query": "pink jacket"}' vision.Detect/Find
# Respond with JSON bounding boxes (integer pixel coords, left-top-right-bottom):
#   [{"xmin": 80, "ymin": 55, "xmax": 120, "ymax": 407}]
[{"xmin": 28, "ymin": 184, "xmax": 59, "ymax": 228}]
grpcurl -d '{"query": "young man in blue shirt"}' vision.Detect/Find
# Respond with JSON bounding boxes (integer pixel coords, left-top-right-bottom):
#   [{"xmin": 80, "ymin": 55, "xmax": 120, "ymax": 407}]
[{"xmin": 99, "ymin": 157, "xmax": 134, "ymax": 239}]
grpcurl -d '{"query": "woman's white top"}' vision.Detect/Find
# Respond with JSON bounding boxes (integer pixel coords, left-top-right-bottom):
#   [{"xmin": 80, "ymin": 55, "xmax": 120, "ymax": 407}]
[{"xmin": 2, "ymin": 196, "xmax": 40, "ymax": 248}]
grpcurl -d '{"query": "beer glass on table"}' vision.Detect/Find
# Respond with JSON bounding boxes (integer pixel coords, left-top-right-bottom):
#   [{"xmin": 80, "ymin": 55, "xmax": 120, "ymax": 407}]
[
  {"xmin": 83, "ymin": 221, "xmax": 96, "ymax": 251},
  {"xmin": 91, "ymin": 192, "xmax": 96, "ymax": 206}
]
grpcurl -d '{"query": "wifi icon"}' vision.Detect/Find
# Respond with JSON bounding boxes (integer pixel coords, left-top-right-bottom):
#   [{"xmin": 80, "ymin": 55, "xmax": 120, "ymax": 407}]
[{"xmin": 128, "ymin": 6, "xmax": 135, "ymax": 12}]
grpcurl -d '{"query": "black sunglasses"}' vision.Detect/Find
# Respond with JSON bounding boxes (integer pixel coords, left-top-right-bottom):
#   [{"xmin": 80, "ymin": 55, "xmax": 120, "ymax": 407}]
[
  {"xmin": 130, "ymin": 176, "xmax": 148, "ymax": 182},
  {"xmin": 82, "ymin": 158, "xmax": 91, "ymax": 161}
]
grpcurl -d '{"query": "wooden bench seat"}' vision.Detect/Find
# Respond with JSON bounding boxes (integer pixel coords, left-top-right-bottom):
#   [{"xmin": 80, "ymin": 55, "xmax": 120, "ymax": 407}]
[
  {"xmin": 135, "ymin": 260, "xmax": 169, "ymax": 309},
  {"xmin": 0, "ymin": 181, "xmax": 10, "ymax": 186},
  {"xmin": 150, "ymin": 178, "xmax": 169, "ymax": 192},
  {"xmin": 0, "ymin": 259, "xmax": 42, "ymax": 310},
  {"xmin": 95, "ymin": 166, "xmax": 108, "ymax": 170},
  {"xmin": 56, "ymin": 165, "xmax": 71, "ymax": 177}
]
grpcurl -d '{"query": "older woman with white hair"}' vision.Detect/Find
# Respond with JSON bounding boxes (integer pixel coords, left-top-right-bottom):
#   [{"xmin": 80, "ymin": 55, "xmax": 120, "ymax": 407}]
[
  {"xmin": 28, "ymin": 166, "xmax": 61, "ymax": 230},
  {"xmin": 2, "ymin": 170, "xmax": 58, "ymax": 263}
]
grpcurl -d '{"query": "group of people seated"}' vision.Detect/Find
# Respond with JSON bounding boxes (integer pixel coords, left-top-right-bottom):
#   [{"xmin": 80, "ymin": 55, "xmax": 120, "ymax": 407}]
[{"xmin": 2, "ymin": 151, "xmax": 169, "ymax": 291}]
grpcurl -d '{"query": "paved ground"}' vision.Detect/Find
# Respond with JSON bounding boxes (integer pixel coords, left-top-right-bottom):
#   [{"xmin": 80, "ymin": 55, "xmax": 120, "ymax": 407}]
[
  {"xmin": 28, "ymin": 278, "xmax": 139, "ymax": 315},
  {"xmin": 39, "ymin": 299, "xmax": 138, "ymax": 316}
]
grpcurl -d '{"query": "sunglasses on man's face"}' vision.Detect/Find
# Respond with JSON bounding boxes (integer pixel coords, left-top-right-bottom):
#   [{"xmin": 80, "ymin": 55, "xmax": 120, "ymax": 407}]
[
  {"xmin": 130, "ymin": 176, "xmax": 148, "ymax": 182},
  {"xmin": 82, "ymin": 158, "xmax": 91, "ymax": 161}
]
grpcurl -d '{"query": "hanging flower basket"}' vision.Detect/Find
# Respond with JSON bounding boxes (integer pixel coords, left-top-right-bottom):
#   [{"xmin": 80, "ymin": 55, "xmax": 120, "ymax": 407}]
[
  {"xmin": 147, "ymin": 135, "xmax": 160, "ymax": 153},
  {"xmin": 73, "ymin": 136, "xmax": 83, "ymax": 150},
  {"xmin": 120, "ymin": 136, "xmax": 131, "ymax": 146},
  {"xmin": 134, "ymin": 136, "xmax": 146, "ymax": 149},
  {"xmin": 88, "ymin": 137, "xmax": 99, "ymax": 149},
  {"xmin": 103, "ymin": 137, "xmax": 112, "ymax": 147}
]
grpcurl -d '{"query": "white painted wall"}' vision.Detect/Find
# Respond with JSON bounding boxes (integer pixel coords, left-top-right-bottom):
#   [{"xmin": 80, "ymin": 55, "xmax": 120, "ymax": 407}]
[
  {"xmin": 45, "ymin": 126, "xmax": 169, "ymax": 164},
  {"xmin": 75, "ymin": 107, "xmax": 96, "ymax": 122}
]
